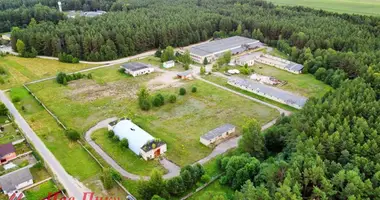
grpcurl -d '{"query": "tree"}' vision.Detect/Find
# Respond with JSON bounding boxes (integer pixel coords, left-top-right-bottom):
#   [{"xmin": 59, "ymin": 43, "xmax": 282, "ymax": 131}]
[
  {"xmin": 16, "ymin": 39, "xmax": 25, "ymax": 56},
  {"xmin": 155, "ymin": 47, "xmax": 162, "ymax": 58},
  {"xmin": 107, "ymin": 130, "xmax": 115, "ymax": 138},
  {"xmin": 161, "ymin": 46, "xmax": 175, "ymax": 62},
  {"xmin": 166, "ymin": 176, "xmax": 185, "ymax": 196},
  {"xmin": 138, "ymin": 169, "xmax": 167, "ymax": 200},
  {"xmin": 151, "ymin": 195, "xmax": 166, "ymax": 200},
  {"xmin": 152, "ymin": 93, "xmax": 165, "ymax": 107},
  {"xmin": 0, "ymin": 103, "xmax": 8, "ymax": 116},
  {"xmin": 203, "ymin": 58, "xmax": 208, "ymax": 65},
  {"xmin": 65, "ymin": 129, "xmax": 80, "ymax": 141},
  {"xmin": 101, "ymin": 168, "xmax": 114, "ymax": 190},
  {"xmin": 169, "ymin": 94, "xmax": 177, "ymax": 103},
  {"xmin": 200, "ymin": 66, "xmax": 206, "ymax": 75},
  {"xmin": 192, "ymin": 86, "xmax": 197, "ymax": 93},
  {"xmin": 238, "ymin": 119, "xmax": 265, "ymax": 159},
  {"xmin": 180, "ymin": 169, "xmax": 193, "ymax": 189},
  {"xmin": 180, "ymin": 50, "xmax": 192, "ymax": 65},
  {"xmin": 121, "ymin": 138, "xmax": 129, "ymax": 148},
  {"xmin": 113, "ymin": 135, "xmax": 120, "ymax": 142},
  {"xmin": 235, "ymin": 180, "xmax": 271, "ymax": 200},
  {"xmin": 138, "ymin": 87, "xmax": 151, "ymax": 111},
  {"xmin": 179, "ymin": 88, "xmax": 186, "ymax": 95}
]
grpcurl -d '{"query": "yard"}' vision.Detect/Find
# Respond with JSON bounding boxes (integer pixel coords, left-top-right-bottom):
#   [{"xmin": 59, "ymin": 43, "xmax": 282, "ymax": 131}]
[
  {"xmin": 24, "ymin": 180, "xmax": 60, "ymax": 200},
  {"xmin": 26, "ymin": 65, "xmax": 279, "ymax": 167},
  {"xmin": 0, "ymin": 123, "xmax": 22, "ymax": 144},
  {"xmin": 0, "ymin": 56, "xmax": 96, "ymax": 89},
  {"xmin": 136, "ymin": 56, "xmax": 186, "ymax": 71}
]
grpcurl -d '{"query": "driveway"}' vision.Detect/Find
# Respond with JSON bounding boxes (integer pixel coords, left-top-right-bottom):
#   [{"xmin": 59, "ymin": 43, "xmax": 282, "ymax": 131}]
[{"xmin": 0, "ymin": 91, "xmax": 86, "ymax": 199}]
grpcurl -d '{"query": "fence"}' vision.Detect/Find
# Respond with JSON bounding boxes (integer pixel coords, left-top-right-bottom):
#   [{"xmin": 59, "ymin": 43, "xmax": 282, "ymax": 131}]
[{"xmin": 180, "ymin": 173, "xmax": 223, "ymax": 200}]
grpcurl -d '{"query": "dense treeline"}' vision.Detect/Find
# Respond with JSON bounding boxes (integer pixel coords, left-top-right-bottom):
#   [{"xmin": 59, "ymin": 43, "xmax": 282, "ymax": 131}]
[{"xmin": 0, "ymin": 4, "xmax": 65, "ymax": 33}]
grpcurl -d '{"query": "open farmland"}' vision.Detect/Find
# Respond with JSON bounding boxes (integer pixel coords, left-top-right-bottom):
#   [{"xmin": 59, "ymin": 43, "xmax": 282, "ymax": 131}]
[
  {"xmin": 27, "ymin": 65, "xmax": 279, "ymax": 167},
  {"xmin": 269, "ymin": 0, "xmax": 380, "ymax": 16},
  {"xmin": 0, "ymin": 56, "xmax": 95, "ymax": 89}
]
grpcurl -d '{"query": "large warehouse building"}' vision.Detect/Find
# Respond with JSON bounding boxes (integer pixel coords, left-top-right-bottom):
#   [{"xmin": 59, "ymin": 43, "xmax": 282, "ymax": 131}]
[{"xmin": 188, "ymin": 36, "xmax": 262, "ymax": 63}]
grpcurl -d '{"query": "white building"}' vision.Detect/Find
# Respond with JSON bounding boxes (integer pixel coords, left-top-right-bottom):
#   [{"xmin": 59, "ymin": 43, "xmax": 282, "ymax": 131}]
[
  {"xmin": 177, "ymin": 70, "xmax": 193, "ymax": 80},
  {"xmin": 255, "ymin": 54, "xmax": 304, "ymax": 74},
  {"xmin": 188, "ymin": 36, "xmax": 262, "ymax": 63},
  {"xmin": 235, "ymin": 52, "xmax": 262, "ymax": 66},
  {"xmin": 0, "ymin": 167, "xmax": 33, "ymax": 197},
  {"xmin": 200, "ymin": 124, "xmax": 235, "ymax": 146},
  {"xmin": 109, "ymin": 119, "xmax": 167, "ymax": 160},
  {"xmin": 162, "ymin": 60, "xmax": 175, "ymax": 68},
  {"xmin": 120, "ymin": 62, "xmax": 154, "ymax": 77}
]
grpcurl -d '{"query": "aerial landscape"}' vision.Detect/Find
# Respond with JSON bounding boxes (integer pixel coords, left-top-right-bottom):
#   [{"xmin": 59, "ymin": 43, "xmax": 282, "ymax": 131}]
[{"xmin": 0, "ymin": 0, "xmax": 380, "ymax": 199}]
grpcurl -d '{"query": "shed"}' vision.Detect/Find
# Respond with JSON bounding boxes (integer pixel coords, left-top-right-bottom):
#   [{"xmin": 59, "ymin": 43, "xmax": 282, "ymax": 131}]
[
  {"xmin": 200, "ymin": 124, "xmax": 236, "ymax": 146},
  {"xmin": 121, "ymin": 62, "xmax": 154, "ymax": 77},
  {"xmin": 177, "ymin": 70, "xmax": 193, "ymax": 80},
  {"xmin": 163, "ymin": 60, "xmax": 175, "ymax": 68}
]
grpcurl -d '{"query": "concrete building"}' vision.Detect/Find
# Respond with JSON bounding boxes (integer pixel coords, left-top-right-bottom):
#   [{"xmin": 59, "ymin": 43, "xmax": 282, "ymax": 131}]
[
  {"xmin": 228, "ymin": 77, "xmax": 307, "ymax": 109},
  {"xmin": 255, "ymin": 54, "xmax": 304, "ymax": 74},
  {"xmin": 0, "ymin": 167, "xmax": 33, "ymax": 197},
  {"xmin": 177, "ymin": 70, "xmax": 193, "ymax": 80},
  {"xmin": 162, "ymin": 60, "xmax": 175, "ymax": 68},
  {"xmin": 235, "ymin": 52, "xmax": 261, "ymax": 66},
  {"xmin": 0, "ymin": 143, "xmax": 16, "ymax": 165},
  {"xmin": 200, "ymin": 124, "xmax": 236, "ymax": 146},
  {"xmin": 188, "ymin": 36, "xmax": 261, "ymax": 63},
  {"xmin": 109, "ymin": 119, "xmax": 167, "ymax": 160},
  {"xmin": 120, "ymin": 62, "xmax": 154, "ymax": 77}
]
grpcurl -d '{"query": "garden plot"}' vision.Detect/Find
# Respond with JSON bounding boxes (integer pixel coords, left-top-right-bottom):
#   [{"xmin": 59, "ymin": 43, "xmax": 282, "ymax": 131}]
[{"xmin": 0, "ymin": 123, "xmax": 22, "ymax": 144}]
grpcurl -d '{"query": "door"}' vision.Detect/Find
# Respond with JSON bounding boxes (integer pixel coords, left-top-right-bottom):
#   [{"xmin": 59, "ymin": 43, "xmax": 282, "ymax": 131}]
[{"xmin": 154, "ymin": 148, "xmax": 161, "ymax": 157}]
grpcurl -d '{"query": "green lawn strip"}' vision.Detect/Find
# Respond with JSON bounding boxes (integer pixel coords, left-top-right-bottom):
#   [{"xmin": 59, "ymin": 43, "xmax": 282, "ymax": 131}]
[
  {"xmin": 0, "ymin": 116, "xmax": 9, "ymax": 124},
  {"xmin": 91, "ymin": 128, "xmax": 166, "ymax": 175},
  {"xmin": 187, "ymin": 180, "xmax": 235, "ymax": 200},
  {"xmin": 24, "ymin": 180, "xmax": 60, "ymax": 200},
  {"xmin": 8, "ymin": 87, "xmax": 102, "ymax": 181},
  {"xmin": 14, "ymin": 142, "xmax": 30, "ymax": 154},
  {"xmin": 30, "ymin": 164, "xmax": 51, "ymax": 182}
]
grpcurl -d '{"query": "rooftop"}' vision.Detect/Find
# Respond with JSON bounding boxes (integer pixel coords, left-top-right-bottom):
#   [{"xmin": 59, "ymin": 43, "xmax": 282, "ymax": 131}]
[
  {"xmin": 177, "ymin": 70, "xmax": 193, "ymax": 77},
  {"xmin": 189, "ymin": 36, "xmax": 260, "ymax": 57},
  {"xmin": 121, "ymin": 62, "xmax": 151, "ymax": 72},
  {"xmin": 0, "ymin": 167, "xmax": 33, "ymax": 193},
  {"xmin": 141, "ymin": 139, "xmax": 166, "ymax": 152},
  {"xmin": 0, "ymin": 143, "xmax": 15, "ymax": 158},
  {"xmin": 237, "ymin": 52, "xmax": 263, "ymax": 62},
  {"xmin": 229, "ymin": 77, "xmax": 308, "ymax": 107},
  {"xmin": 201, "ymin": 124, "xmax": 235, "ymax": 141}
]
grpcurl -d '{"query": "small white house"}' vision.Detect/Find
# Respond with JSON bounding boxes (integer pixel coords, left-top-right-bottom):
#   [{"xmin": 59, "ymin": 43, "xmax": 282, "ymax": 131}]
[
  {"xmin": 235, "ymin": 52, "xmax": 261, "ymax": 66},
  {"xmin": 200, "ymin": 124, "xmax": 236, "ymax": 146},
  {"xmin": 120, "ymin": 62, "xmax": 154, "ymax": 77},
  {"xmin": 0, "ymin": 167, "xmax": 33, "ymax": 197},
  {"xmin": 110, "ymin": 119, "xmax": 167, "ymax": 160},
  {"xmin": 177, "ymin": 70, "xmax": 193, "ymax": 80},
  {"xmin": 163, "ymin": 60, "xmax": 175, "ymax": 68}
]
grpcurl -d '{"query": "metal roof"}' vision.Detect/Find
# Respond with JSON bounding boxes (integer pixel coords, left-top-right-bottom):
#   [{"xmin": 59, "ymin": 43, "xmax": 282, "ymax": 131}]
[
  {"xmin": 113, "ymin": 120, "xmax": 155, "ymax": 155},
  {"xmin": 229, "ymin": 78, "xmax": 308, "ymax": 107},
  {"xmin": 121, "ymin": 62, "xmax": 150, "ymax": 72},
  {"xmin": 237, "ymin": 52, "xmax": 262, "ymax": 62},
  {"xmin": 201, "ymin": 124, "xmax": 235, "ymax": 141},
  {"xmin": 286, "ymin": 63, "xmax": 304, "ymax": 72},
  {"xmin": 177, "ymin": 70, "xmax": 193, "ymax": 77},
  {"xmin": 0, "ymin": 167, "xmax": 33, "ymax": 193},
  {"xmin": 0, "ymin": 143, "xmax": 15, "ymax": 158},
  {"xmin": 189, "ymin": 36, "xmax": 260, "ymax": 57}
]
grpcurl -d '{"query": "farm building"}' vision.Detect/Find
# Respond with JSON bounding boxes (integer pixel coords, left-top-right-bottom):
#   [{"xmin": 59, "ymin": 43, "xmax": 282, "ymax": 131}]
[
  {"xmin": 188, "ymin": 36, "xmax": 262, "ymax": 63},
  {"xmin": 255, "ymin": 54, "xmax": 304, "ymax": 74},
  {"xmin": 163, "ymin": 60, "xmax": 175, "ymax": 68},
  {"xmin": 228, "ymin": 78, "xmax": 307, "ymax": 109},
  {"xmin": 120, "ymin": 62, "xmax": 154, "ymax": 77},
  {"xmin": 250, "ymin": 74, "xmax": 281, "ymax": 85},
  {"xmin": 235, "ymin": 52, "xmax": 262, "ymax": 66},
  {"xmin": 177, "ymin": 70, "xmax": 193, "ymax": 80},
  {"xmin": 109, "ymin": 119, "xmax": 167, "ymax": 160},
  {"xmin": 200, "ymin": 124, "xmax": 236, "ymax": 146},
  {"xmin": 0, "ymin": 143, "xmax": 16, "ymax": 165},
  {"xmin": 0, "ymin": 167, "xmax": 33, "ymax": 197}
]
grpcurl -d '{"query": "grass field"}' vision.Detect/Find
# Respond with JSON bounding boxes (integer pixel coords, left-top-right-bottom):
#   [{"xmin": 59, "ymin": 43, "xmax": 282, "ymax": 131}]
[
  {"xmin": 0, "ymin": 56, "xmax": 96, "ymax": 89},
  {"xmin": 269, "ymin": 0, "xmax": 380, "ymax": 16},
  {"xmin": 26, "ymin": 66, "xmax": 278, "ymax": 167},
  {"xmin": 24, "ymin": 180, "xmax": 60, "ymax": 200},
  {"xmin": 91, "ymin": 128, "xmax": 166, "ymax": 175}
]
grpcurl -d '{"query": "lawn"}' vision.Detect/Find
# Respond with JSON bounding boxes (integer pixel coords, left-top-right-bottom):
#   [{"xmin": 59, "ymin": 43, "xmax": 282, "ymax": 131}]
[
  {"xmin": 188, "ymin": 180, "xmax": 235, "ymax": 200},
  {"xmin": 0, "ymin": 56, "xmax": 96, "ymax": 89},
  {"xmin": 0, "ymin": 123, "xmax": 23, "ymax": 144},
  {"xmin": 136, "ymin": 56, "xmax": 186, "ymax": 71},
  {"xmin": 91, "ymin": 128, "xmax": 165, "ymax": 175},
  {"xmin": 27, "ymin": 66, "xmax": 279, "ymax": 167},
  {"xmin": 30, "ymin": 164, "xmax": 52, "ymax": 182},
  {"xmin": 24, "ymin": 180, "xmax": 60, "ymax": 200},
  {"xmin": 269, "ymin": 0, "xmax": 380, "ymax": 16}
]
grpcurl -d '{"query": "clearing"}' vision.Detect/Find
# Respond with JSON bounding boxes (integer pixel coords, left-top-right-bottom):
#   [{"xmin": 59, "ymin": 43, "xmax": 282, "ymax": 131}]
[{"xmin": 269, "ymin": 0, "xmax": 380, "ymax": 16}]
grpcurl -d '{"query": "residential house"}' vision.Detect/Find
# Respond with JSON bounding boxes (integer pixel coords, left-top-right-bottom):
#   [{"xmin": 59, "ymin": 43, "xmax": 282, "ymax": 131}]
[
  {"xmin": 0, "ymin": 167, "xmax": 33, "ymax": 197},
  {"xmin": 0, "ymin": 143, "xmax": 16, "ymax": 165}
]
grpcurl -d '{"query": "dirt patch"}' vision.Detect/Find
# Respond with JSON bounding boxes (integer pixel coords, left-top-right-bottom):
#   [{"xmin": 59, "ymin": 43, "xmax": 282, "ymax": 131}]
[
  {"xmin": 67, "ymin": 79, "xmax": 140, "ymax": 102},
  {"xmin": 147, "ymin": 70, "xmax": 184, "ymax": 91}
]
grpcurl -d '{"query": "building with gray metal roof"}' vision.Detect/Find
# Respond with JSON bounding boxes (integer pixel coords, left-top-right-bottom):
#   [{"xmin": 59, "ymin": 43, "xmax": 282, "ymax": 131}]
[
  {"xmin": 200, "ymin": 124, "xmax": 236, "ymax": 146},
  {"xmin": 255, "ymin": 54, "xmax": 304, "ymax": 74},
  {"xmin": 120, "ymin": 62, "xmax": 154, "ymax": 77},
  {"xmin": 228, "ymin": 77, "xmax": 307, "ymax": 109},
  {"xmin": 189, "ymin": 36, "xmax": 262, "ymax": 63},
  {"xmin": 0, "ymin": 167, "xmax": 33, "ymax": 195}
]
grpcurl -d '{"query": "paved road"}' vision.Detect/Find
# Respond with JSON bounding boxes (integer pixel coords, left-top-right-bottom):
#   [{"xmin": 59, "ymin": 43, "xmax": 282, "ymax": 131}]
[{"xmin": 0, "ymin": 91, "xmax": 86, "ymax": 199}]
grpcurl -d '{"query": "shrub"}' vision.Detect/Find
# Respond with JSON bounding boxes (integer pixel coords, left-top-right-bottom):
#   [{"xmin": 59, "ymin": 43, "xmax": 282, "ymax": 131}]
[
  {"xmin": 0, "ymin": 77, "xmax": 5, "ymax": 84},
  {"xmin": 56, "ymin": 72, "xmax": 67, "ymax": 84},
  {"xmin": 107, "ymin": 130, "xmax": 115, "ymax": 138},
  {"xmin": 121, "ymin": 138, "xmax": 129, "ymax": 148},
  {"xmin": 152, "ymin": 93, "xmax": 165, "ymax": 107},
  {"xmin": 179, "ymin": 88, "xmax": 186, "ymax": 95},
  {"xmin": 87, "ymin": 73, "xmax": 93, "ymax": 79},
  {"xmin": 113, "ymin": 135, "xmax": 120, "ymax": 142},
  {"xmin": 65, "ymin": 129, "xmax": 80, "ymax": 141},
  {"xmin": 191, "ymin": 86, "xmax": 197, "ymax": 93},
  {"xmin": 0, "ymin": 67, "xmax": 6, "ymax": 75},
  {"xmin": 169, "ymin": 94, "xmax": 177, "ymax": 103},
  {"xmin": 118, "ymin": 68, "xmax": 125, "ymax": 73},
  {"xmin": 11, "ymin": 96, "xmax": 21, "ymax": 103},
  {"xmin": 72, "ymin": 57, "xmax": 79, "ymax": 63},
  {"xmin": 200, "ymin": 174, "xmax": 211, "ymax": 183},
  {"xmin": 138, "ymin": 88, "xmax": 151, "ymax": 111}
]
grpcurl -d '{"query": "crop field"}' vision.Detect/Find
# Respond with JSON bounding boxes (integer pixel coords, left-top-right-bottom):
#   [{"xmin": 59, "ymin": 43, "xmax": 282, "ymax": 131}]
[
  {"xmin": 0, "ymin": 56, "xmax": 95, "ymax": 89},
  {"xmin": 26, "ymin": 65, "xmax": 279, "ymax": 167},
  {"xmin": 269, "ymin": 0, "xmax": 380, "ymax": 16}
]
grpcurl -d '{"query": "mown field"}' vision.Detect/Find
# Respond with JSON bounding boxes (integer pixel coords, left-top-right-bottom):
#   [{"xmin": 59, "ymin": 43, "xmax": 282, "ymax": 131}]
[
  {"xmin": 0, "ymin": 56, "xmax": 95, "ymax": 89},
  {"xmin": 269, "ymin": 0, "xmax": 380, "ymax": 16},
  {"xmin": 26, "ymin": 65, "xmax": 279, "ymax": 168}
]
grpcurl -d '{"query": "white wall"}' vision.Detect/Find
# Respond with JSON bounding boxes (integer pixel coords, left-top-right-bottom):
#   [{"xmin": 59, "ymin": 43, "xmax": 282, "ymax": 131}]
[
  {"xmin": 140, "ymin": 144, "xmax": 167, "ymax": 160},
  {"xmin": 126, "ymin": 68, "xmax": 154, "ymax": 77}
]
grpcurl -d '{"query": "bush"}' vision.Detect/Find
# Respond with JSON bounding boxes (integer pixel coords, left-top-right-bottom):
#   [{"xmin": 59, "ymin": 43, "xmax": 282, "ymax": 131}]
[
  {"xmin": 200, "ymin": 174, "xmax": 211, "ymax": 183},
  {"xmin": 118, "ymin": 68, "xmax": 125, "ymax": 73},
  {"xmin": 152, "ymin": 93, "xmax": 165, "ymax": 107},
  {"xmin": 191, "ymin": 86, "xmax": 197, "ymax": 93},
  {"xmin": 138, "ymin": 88, "xmax": 151, "ymax": 111},
  {"xmin": 107, "ymin": 130, "xmax": 115, "ymax": 138},
  {"xmin": 11, "ymin": 96, "xmax": 21, "ymax": 103},
  {"xmin": 65, "ymin": 129, "xmax": 80, "ymax": 141},
  {"xmin": 179, "ymin": 88, "xmax": 186, "ymax": 95},
  {"xmin": 113, "ymin": 135, "xmax": 120, "ymax": 142},
  {"xmin": 121, "ymin": 138, "xmax": 129, "ymax": 148},
  {"xmin": 0, "ymin": 67, "xmax": 6, "ymax": 75},
  {"xmin": 87, "ymin": 73, "xmax": 93, "ymax": 79},
  {"xmin": 0, "ymin": 77, "xmax": 5, "ymax": 84},
  {"xmin": 169, "ymin": 94, "xmax": 177, "ymax": 103}
]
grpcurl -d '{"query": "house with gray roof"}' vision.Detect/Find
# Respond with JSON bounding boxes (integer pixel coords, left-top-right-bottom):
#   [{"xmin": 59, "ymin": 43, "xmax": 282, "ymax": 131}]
[
  {"xmin": 255, "ymin": 54, "xmax": 304, "ymax": 74},
  {"xmin": 189, "ymin": 36, "xmax": 262, "ymax": 63},
  {"xmin": 120, "ymin": 62, "xmax": 154, "ymax": 77},
  {"xmin": 0, "ymin": 167, "xmax": 33, "ymax": 196},
  {"xmin": 200, "ymin": 124, "xmax": 236, "ymax": 146},
  {"xmin": 228, "ymin": 77, "xmax": 308, "ymax": 109},
  {"xmin": 177, "ymin": 70, "xmax": 193, "ymax": 80}
]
